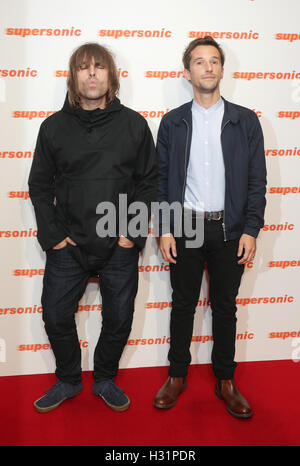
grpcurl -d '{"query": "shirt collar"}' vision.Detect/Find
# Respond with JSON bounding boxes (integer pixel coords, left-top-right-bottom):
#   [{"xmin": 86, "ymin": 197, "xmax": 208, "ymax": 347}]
[{"xmin": 192, "ymin": 97, "xmax": 223, "ymax": 115}]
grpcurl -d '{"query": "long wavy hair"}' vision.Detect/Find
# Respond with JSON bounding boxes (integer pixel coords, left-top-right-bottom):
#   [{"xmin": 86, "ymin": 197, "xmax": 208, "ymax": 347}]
[{"xmin": 67, "ymin": 42, "xmax": 120, "ymax": 108}]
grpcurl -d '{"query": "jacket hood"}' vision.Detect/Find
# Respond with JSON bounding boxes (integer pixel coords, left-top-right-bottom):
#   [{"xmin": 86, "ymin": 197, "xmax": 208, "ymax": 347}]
[{"xmin": 62, "ymin": 93, "xmax": 123, "ymax": 126}]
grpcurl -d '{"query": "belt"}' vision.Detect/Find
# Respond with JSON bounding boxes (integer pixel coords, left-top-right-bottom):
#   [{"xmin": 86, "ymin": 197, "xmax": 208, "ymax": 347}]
[
  {"xmin": 204, "ymin": 210, "xmax": 223, "ymax": 221},
  {"xmin": 185, "ymin": 209, "xmax": 224, "ymax": 221}
]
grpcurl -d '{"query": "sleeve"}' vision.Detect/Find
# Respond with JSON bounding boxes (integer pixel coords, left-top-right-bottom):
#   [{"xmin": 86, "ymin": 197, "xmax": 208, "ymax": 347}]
[
  {"xmin": 126, "ymin": 120, "xmax": 158, "ymax": 249},
  {"xmin": 243, "ymin": 114, "xmax": 267, "ymax": 238},
  {"xmin": 28, "ymin": 122, "xmax": 68, "ymax": 251},
  {"xmin": 154, "ymin": 116, "xmax": 171, "ymax": 236}
]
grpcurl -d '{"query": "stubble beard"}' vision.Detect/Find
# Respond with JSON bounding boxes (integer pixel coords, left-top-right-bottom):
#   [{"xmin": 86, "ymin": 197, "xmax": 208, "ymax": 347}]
[
  {"xmin": 79, "ymin": 84, "xmax": 108, "ymax": 108},
  {"xmin": 197, "ymin": 76, "xmax": 221, "ymax": 94},
  {"xmin": 81, "ymin": 84, "xmax": 106, "ymax": 101},
  {"xmin": 198, "ymin": 83, "xmax": 219, "ymax": 94}
]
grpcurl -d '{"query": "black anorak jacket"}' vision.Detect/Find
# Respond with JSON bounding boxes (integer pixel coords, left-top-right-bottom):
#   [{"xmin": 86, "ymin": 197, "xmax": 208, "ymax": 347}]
[{"xmin": 28, "ymin": 95, "xmax": 157, "ymax": 265}]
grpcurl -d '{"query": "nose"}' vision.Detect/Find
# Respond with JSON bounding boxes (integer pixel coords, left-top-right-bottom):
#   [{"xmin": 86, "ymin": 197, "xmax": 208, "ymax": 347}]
[
  {"xmin": 88, "ymin": 64, "xmax": 96, "ymax": 76},
  {"xmin": 205, "ymin": 61, "xmax": 213, "ymax": 72}
]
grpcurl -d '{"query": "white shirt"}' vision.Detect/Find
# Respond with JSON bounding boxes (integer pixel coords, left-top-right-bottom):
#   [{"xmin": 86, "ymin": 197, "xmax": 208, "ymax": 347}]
[{"xmin": 184, "ymin": 98, "xmax": 225, "ymax": 212}]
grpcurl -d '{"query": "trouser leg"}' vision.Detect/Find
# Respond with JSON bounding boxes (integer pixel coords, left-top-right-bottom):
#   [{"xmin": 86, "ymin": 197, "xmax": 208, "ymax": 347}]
[
  {"xmin": 93, "ymin": 244, "xmax": 139, "ymax": 382},
  {"xmin": 168, "ymin": 236, "xmax": 205, "ymax": 377},
  {"xmin": 41, "ymin": 245, "xmax": 90, "ymax": 384},
  {"xmin": 205, "ymin": 222, "xmax": 244, "ymax": 379}
]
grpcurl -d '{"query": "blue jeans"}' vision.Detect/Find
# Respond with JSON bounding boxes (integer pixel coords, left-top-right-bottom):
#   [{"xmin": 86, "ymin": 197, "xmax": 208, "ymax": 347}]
[{"xmin": 41, "ymin": 243, "xmax": 139, "ymax": 384}]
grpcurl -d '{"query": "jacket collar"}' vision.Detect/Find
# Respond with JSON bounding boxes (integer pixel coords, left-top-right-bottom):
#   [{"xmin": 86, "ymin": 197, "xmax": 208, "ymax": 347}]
[
  {"xmin": 62, "ymin": 93, "xmax": 123, "ymax": 124},
  {"xmin": 222, "ymin": 97, "xmax": 240, "ymax": 124}
]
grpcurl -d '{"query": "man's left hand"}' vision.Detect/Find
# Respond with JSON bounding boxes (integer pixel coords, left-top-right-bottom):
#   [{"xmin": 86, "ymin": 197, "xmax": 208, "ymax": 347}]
[{"xmin": 237, "ymin": 234, "xmax": 256, "ymax": 264}]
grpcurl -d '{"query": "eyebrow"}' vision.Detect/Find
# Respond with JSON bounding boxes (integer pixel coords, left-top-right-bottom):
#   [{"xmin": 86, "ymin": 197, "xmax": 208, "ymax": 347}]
[
  {"xmin": 193, "ymin": 56, "xmax": 220, "ymax": 61},
  {"xmin": 78, "ymin": 60, "xmax": 105, "ymax": 67}
]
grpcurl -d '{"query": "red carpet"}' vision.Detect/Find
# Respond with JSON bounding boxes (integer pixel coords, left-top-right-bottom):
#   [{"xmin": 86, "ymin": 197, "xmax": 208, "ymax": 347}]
[{"xmin": 0, "ymin": 360, "xmax": 299, "ymax": 446}]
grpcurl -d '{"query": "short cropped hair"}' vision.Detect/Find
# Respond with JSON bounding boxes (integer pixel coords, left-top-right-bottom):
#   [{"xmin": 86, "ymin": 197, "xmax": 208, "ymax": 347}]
[{"xmin": 182, "ymin": 36, "xmax": 225, "ymax": 70}]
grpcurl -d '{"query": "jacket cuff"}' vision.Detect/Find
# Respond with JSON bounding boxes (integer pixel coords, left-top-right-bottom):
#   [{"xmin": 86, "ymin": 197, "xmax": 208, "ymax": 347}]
[
  {"xmin": 126, "ymin": 234, "xmax": 147, "ymax": 251},
  {"xmin": 39, "ymin": 229, "xmax": 68, "ymax": 252},
  {"xmin": 242, "ymin": 225, "xmax": 260, "ymax": 238}
]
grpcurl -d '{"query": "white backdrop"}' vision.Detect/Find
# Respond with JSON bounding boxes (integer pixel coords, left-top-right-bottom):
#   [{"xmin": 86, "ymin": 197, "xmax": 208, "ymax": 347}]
[{"xmin": 1, "ymin": 0, "xmax": 300, "ymax": 377}]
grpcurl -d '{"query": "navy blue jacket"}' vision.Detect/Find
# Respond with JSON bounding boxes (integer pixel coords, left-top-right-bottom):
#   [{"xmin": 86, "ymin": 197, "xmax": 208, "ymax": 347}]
[{"xmin": 156, "ymin": 97, "xmax": 267, "ymax": 240}]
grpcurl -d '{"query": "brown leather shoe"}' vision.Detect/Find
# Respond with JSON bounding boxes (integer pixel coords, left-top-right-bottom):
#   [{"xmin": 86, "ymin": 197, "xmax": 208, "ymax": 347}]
[
  {"xmin": 215, "ymin": 379, "xmax": 253, "ymax": 419},
  {"xmin": 154, "ymin": 376, "xmax": 187, "ymax": 409}
]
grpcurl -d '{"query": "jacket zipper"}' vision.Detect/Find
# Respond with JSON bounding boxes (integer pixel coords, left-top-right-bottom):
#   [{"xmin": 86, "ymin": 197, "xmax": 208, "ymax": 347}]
[
  {"xmin": 221, "ymin": 119, "xmax": 230, "ymax": 241},
  {"xmin": 182, "ymin": 118, "xmax": 190, "ymax": 206}
]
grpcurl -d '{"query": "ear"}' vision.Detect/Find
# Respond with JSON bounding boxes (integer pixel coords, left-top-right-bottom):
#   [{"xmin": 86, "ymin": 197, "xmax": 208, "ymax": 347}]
[{"xmin": 183, "ymin": 68, "xmax": 191, "ymax": 82}]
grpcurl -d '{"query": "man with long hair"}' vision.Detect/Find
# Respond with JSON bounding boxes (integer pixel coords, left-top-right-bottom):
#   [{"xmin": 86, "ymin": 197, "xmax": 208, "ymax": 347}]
[
  {"xmin": 29, "ymin": 43, "xmax": 157, "ymax": 413},
  {"xmin": 154, "ymin": 36, "xmax": 266, "ymax": 418}
]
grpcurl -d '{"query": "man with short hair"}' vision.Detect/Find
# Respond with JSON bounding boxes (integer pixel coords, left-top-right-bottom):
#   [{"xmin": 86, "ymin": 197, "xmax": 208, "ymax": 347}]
[
  {"xmin": 29, "ymin": 43, "xmax": 157, "ymax": 413},
  {"xmin": 154, "ymin": 36, "xmax": 266, "ymax": 418}
]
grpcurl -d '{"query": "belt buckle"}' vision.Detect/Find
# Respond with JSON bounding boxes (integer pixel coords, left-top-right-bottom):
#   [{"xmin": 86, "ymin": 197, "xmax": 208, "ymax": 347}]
[{"xmin": 207, "ymin": 211, "xmax": 222, "ymax": 221}]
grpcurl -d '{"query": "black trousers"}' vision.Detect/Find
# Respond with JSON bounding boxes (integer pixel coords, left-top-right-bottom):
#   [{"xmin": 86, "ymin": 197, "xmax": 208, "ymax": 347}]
[
  {"xmin": 169, "ymin": 218, "xmax": 244, "ymax": 380},
  {"xmin": 41, "ymin": 243, "xmax": 139, "ymax": 384}
]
